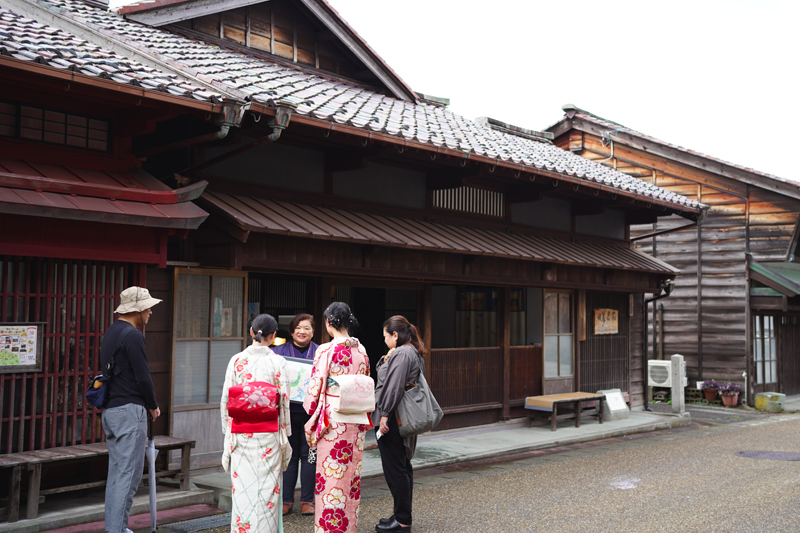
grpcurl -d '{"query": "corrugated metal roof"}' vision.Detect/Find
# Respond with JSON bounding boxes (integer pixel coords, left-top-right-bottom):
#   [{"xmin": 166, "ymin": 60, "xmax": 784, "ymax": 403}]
[
  {"xmin": 0, "ymin": 159, "xmax": 208, "ymax": 228},
  {"xmin": 202, "ymin": 191, "xmax": 680, "ymax": 274}
]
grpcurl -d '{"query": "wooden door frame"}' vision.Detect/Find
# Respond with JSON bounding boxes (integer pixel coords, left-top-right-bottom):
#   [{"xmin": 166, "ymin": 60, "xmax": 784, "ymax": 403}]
[
  {"xmin": 542, "ymin": 289, "xmax": 575, "ymax": 395},
  {"xmin": 169, "ymin": 267, "xmax": 248, "ymax": 436}
]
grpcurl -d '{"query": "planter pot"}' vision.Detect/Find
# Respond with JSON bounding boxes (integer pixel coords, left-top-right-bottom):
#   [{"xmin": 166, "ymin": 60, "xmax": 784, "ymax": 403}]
[
  {"xmin": 721, "ymin": 393, "xmax": 739, "ymax": 407},
  {"xmin": 703, "ymin": 388, "xmax": 718, "ymax": 401}
]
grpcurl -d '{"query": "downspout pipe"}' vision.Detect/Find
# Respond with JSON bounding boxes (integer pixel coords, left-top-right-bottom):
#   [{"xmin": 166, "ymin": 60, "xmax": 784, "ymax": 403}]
[
  {"xmin": 182, "ymin": 100, "xmax": 297, "ymax": 175},
  {"xmin": 643, "ymin": 281, "xmax": 674, "ymax": 411},
  {"xmin": 134, "ymin": 100, "xmax": 249, "ymax": 158}
]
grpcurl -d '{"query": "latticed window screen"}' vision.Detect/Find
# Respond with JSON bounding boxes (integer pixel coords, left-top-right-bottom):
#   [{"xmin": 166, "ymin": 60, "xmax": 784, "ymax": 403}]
[
  {"xmin": 0, "ymin": 256, "xmax": 142, "ymax": 453},
  {"xmin": 433, "ymin": 186, "xmax": 505, "ymax": 217},
  {"xmin": 753, "ymin": 315, "xmax": 777, "ymax": 385}
]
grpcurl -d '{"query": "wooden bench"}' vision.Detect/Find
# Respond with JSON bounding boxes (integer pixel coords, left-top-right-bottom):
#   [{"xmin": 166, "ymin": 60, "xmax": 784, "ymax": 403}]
[
  {"xmin": 1, "ymin": 436, "xmax": 194, "ymax": 523},
  {"xmin": 524, "ymin": 392, "xmax": 605, "ymax": 431}
]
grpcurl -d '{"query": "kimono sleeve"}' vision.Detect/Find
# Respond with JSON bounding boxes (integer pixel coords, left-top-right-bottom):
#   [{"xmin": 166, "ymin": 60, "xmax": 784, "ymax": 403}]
[{"xmin": 220, "ymin": 356, "xmax": 236, "ymax": 434}]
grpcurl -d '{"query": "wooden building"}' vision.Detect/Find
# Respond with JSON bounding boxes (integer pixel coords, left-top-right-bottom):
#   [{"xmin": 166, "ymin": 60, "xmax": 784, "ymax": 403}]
[
  {"xmin": 548, "ymin": 105, "xmax": 800, "ymax": 402},
  {"xmin": 1, "ymin": 0, "xmax": 704, "ymax": 472}
]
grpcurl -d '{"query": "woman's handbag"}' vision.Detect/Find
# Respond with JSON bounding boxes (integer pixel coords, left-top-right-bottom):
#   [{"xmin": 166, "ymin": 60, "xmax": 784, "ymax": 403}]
[
  {"xmin": 326, "ymin": 375, "xmax": 375, "ymax": 424},
  {"xmin": 395, "ymin": 368, "xmax": 443, "ymax": 437},
  {"xmin": 227, "ymin": 381, "xmax": 280, "ymax": 433}
]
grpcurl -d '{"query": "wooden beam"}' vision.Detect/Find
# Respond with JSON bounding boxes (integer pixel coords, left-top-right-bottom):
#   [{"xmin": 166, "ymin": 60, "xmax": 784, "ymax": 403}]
[{"xmin": 499, "ymin": 287, "xmax": 511, "ymax": 420}]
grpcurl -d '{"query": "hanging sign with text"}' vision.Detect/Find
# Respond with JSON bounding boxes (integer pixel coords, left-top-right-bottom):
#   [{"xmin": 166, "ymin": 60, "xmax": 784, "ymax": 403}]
[{"xmin": 593, "ymin": 309, "xmax": 619, "ymax": 335}]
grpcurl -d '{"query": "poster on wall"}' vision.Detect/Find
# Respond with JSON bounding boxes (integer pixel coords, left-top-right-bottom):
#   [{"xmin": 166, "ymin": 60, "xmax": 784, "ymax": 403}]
[
  {"xmin": 593, "ymin": 309, "xmax": 619, "ymax": 335},
  {"xmin": 0, "ymin": 323, "xmax": 45, "ymax": 373},
  {"xmin": 282, "ymin": 355, "xmax": 314, "ymax": 404}
]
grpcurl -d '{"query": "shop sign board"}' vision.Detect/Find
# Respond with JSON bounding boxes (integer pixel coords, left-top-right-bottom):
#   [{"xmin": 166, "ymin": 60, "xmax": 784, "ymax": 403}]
[
  {"xmin": 0, "ymin": 323, "xmax": 45, "ymax": 373},
  {"xmin": 593, "ymin": 309, "xmax": 619, "ymax": 335}
]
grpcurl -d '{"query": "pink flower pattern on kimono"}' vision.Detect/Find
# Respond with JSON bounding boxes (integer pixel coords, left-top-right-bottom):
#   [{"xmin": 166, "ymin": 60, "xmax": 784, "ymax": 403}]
[
  {"xmin": 349, "ymin": 476, "xmax": 361, "ymax": 500},
  {"xmin": 319, "ymin": 508, "xmax": 348, "ymax": 533},
  {"xmin": 304, "ymin": 338, "xmax": 369, "ymax": 533}
]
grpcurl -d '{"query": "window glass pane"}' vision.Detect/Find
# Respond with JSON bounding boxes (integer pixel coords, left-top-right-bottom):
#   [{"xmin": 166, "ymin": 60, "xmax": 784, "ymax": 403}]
[
  {"xmin": 544, "ymin": 293, "xmax": 558, "ymax": 334},
  {"xmin": 770, "ymin": 361, "xmax": 777, "ymax": 384},
  {"xmin": 213, "ymin": 276, "xmax": 244, "ymax": 338},
  {"xmin": 558, "ymin": 293, "xmax": 571, "ymax": 333},
  {"xmin": 454, "ymin": 287, "xmax": 497, "ymax": 348},
  {"xmin": 769, "ymin": 337, "xmax": 776, "ymax": 363},
  {"xmin": 176, "ymin": 275, "xmax": 210, "ymax": 338},
  {"xmin": 756, "ymin": 358, "xmax": 763, "ymax": 384},
  {"xmin": 210, "ymin": 340, "xmax": 242, "ymax": 403},
  {"xmin": 544, "ymin": 336, "xmax": 558, "ymax": 377},
  {"xmin": 173, "ymin": 341, "xmax": 209, "ymax": 405},
  {"xmin": 560, "ymin": 336, "xmax": 572, "ymax": 376}
]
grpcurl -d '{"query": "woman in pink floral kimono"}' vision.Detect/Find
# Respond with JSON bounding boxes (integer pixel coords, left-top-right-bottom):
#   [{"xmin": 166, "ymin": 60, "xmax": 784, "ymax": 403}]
[
  {"xmin": 221, "ymin": 314, "xmax": 291, "ymax": 533},
  {"xmin": 304, "ymin": 302, "xmax": 370, "ymax": 533}
]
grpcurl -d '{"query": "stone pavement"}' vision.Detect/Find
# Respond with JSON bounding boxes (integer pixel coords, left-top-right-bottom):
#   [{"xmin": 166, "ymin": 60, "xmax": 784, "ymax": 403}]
[{"xmin": 193, "ymin": 410, "xmax": 692, "ymax": 509}]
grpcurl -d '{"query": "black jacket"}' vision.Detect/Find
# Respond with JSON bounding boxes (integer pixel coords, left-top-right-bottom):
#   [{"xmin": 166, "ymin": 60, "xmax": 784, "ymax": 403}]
[{"xmin": 102, "ymin": 320, "xmax": 158, "ymax": 410}]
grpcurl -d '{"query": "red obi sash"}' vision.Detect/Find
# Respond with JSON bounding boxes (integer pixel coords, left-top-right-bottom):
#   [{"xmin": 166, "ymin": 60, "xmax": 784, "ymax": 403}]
[{"xmin": 227, "ymin": 382, "xmax": 279, "ymax": 433}]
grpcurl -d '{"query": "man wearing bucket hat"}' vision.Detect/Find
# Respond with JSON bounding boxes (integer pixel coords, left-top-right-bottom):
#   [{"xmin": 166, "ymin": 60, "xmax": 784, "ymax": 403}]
[{"xmin": 102, "ymin": 286, "xmax": 161, "ymax": 533}]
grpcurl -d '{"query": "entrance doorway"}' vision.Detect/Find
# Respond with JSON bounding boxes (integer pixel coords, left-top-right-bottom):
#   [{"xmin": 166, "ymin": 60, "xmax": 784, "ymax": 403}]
[{"xmin": 334, "ymin": 286, "xmax": 418, "ymax": 377}]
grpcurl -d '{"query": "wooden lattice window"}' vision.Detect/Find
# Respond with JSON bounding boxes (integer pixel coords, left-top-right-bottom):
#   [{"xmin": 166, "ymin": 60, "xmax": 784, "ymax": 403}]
[
  {"xmin": 544, "ymin": 291, "xmax": 573, "ymax": 377},
  {"xmin": 753, "ymin": 314, "xmax": 777, "ymax": 385},
  {"xmin": 0, "ymin": 257, "xmax": 143, "ymax": 453},
  {"xmin": 0, "ymin": 100, "xmax": 110, "ymax": 152}
]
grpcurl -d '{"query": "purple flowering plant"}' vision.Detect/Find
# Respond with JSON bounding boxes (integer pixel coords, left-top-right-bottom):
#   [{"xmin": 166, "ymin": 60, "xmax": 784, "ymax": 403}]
[
  {"xmin": 702, "ymin": 379, "xmax": 720, "ymax": 390},
  {"xmin": 719, "ymin": 382, "xmax": 743, "ymax": 396}
]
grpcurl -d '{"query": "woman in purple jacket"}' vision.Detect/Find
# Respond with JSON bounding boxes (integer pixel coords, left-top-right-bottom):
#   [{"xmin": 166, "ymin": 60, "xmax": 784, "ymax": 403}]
[{"xmin": 271, "ymin": 313, "xmax": 319, "ymax": 516}]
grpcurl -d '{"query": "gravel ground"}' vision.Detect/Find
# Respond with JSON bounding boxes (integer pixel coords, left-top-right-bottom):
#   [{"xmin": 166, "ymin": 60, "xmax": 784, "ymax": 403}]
[{"xmin": 200, "ymin": 415, "xmax": 800, "ymax": 533}]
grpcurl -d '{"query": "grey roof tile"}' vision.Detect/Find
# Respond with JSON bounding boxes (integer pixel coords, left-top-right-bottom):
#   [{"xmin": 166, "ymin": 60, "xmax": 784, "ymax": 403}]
[{"xmin": 10, "ymin": 0, "xmax": 703, "ymax": 211}]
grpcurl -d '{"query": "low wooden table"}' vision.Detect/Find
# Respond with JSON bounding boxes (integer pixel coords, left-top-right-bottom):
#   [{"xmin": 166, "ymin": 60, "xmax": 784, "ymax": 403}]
[
  {"xmin": 524, "ymin": 392, "xmax": 605, "ymax": 431},
  {"xmin": 1, "ymin": 436, "xmax": 194, "ymax": 523}
]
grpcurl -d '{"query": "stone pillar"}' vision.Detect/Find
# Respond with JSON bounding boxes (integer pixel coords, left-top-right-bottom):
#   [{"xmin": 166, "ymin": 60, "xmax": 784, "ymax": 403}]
[{"xmin": 671, "ymin": 354, "xmax": 685, "ymax": 414}]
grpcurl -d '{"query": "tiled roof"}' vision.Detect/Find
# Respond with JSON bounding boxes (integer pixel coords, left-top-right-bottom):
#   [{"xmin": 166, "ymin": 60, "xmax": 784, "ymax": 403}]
[
  {"xmin": 554, "ymin": 105, "xmax": 796, "ymax": 189},
  {"xmin": 8, "ymin": 0, "xmax": 704, "ymax": 212},
  {"xmin": 0, "ymin": 5, "xmax": 222, "ymax": 102}
]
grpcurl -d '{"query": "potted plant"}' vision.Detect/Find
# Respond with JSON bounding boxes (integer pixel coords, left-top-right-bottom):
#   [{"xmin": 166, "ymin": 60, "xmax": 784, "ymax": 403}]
[
  {"xmin": 719, "ymin": 382, "xmax": 743, "ymax": 407},
  {"xmin": 701, "ymin": 379, "xmax": 720, "ymax": 401}
]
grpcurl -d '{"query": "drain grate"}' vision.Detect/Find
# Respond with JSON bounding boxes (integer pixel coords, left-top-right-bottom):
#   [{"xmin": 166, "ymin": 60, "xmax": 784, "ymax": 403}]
[
  {"xmin": 736, "ymin": 451, "xmax": 800, "ymax": 461},
  {"xmin": 158, "ymin": 513, "xmax": 231, "ymax": 533}
]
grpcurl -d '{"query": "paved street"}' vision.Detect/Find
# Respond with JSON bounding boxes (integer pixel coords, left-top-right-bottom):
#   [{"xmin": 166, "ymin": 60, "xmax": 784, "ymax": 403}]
[{"xmin": 177, "ymin": 412, "xmax": 800, "ymax": 533}]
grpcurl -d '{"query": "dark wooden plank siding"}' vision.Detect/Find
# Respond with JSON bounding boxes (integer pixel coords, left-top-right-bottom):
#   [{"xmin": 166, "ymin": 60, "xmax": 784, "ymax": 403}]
[
  {"xmin": 144, "ymin": 266, "xmax": 172, "ymax": 437},
  {"xmin": 580, "ymin": 291, "xmax": 630, "ymax": 394}
]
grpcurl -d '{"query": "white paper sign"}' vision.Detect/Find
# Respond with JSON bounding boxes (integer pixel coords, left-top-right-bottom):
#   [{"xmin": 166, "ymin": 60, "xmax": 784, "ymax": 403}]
[{"xmin": 604, "ymin": 391, "xmax": 627, "ymax": 411}]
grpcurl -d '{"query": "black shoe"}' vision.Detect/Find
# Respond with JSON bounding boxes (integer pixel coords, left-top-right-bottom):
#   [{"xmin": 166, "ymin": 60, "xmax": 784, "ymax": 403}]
[
  {"xmin": 375, "ymin": 517, "xmax": 411, "ymax": 532},
  {"xmin": 379, "ymin": 516, "xmax": 395, "ymax": 525}
]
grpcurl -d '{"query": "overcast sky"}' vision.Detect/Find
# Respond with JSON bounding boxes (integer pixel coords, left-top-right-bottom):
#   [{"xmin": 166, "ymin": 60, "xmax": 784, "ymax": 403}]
[{"xmin": 113, "ymin": 0, "xmax": 799, "ymax": 181}]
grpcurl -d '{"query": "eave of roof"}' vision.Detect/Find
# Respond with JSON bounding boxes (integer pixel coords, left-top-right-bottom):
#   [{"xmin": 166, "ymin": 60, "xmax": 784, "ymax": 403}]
[
  {"xmin": 201, "ymin": 191, "xmax": 681, "ymax": 275},
  {"xmin": 0, "ymin": 159, "xmax": 209, "ymax": 228},
  {"xmin": 547, "ymin": 104, "xmax": 800, "ymax": 201},
  {"xmin": 747, "ymin": 255, "xmax": 800, "ymax": 297}
]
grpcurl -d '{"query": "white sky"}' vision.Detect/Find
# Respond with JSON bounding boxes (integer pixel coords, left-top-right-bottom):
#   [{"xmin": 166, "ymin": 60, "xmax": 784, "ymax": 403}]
[{"xmin": 113, "ymin": 0, "xmax": 800, "ymax": 180}]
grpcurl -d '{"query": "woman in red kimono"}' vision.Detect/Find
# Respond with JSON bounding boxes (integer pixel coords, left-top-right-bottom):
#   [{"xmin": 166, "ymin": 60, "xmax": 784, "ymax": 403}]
[{"xmin": 303, "ymin": 302, "xmax": 370, "ymax": 533}]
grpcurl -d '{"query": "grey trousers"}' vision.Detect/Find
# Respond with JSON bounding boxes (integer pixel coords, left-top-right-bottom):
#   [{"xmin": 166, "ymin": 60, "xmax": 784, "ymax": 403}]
[{"xmin": 102, "ymin": 404, "xmax": 147, "ymax": 533}]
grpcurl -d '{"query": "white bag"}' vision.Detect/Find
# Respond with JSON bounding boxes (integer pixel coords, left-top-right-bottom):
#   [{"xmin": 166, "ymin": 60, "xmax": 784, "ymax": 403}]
[{"xmin": 326, "ymin": 375, "xmax": 375, "ymax": 424}]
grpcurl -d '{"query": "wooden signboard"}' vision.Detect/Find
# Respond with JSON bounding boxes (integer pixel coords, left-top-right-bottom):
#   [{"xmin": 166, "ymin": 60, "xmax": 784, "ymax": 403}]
[
  {"xmin": 0, "ymin": 322, "xmax": 45, "ymax": 373},
  {"xmin": 593, "ymin": 309, "xmax": 619, "ymax": 335}
]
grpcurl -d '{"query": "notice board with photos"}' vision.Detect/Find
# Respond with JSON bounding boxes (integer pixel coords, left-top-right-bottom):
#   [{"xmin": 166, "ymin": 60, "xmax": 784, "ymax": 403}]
[
  {"xmin": 593, "ymin": 309, "xmax": 619, "ymax": 335},
  {"xmin": 0, "ymin": 323, "xmax": 45, "ymax": 373}
]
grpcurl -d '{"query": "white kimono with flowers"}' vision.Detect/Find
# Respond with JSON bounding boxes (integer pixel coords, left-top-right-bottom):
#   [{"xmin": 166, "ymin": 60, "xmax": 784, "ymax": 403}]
[{"xmin": 221, "ymin": 345, "xmax": 291, "ymax": 533}]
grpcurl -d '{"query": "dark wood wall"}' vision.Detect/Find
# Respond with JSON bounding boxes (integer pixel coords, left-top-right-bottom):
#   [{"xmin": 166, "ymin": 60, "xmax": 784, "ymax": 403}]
[
  {"xmin": 145, "ymin": 266, "xmax": 173, "ymax": 437},
  {"xmin": 175, "ymin": 0, "xmax": 364, "ymax": 81}
]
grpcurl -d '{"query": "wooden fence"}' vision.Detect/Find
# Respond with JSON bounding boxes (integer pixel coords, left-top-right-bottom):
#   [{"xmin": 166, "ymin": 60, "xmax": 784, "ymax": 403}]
[{"xmin": 0, "ymin": 257, "xmax": 142, "ymax": 453}]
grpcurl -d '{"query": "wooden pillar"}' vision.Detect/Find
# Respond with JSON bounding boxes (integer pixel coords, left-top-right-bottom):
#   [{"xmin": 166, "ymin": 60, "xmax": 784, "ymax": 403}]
[
  {"xmin": 421, "ymin": 284, "xmax": 432, "ymax": 379},
  {"xmin": 500, "ymin": 287, "xmax": 511, "ymax": 420},
  {"xmin": 315, "ymin": 277, "xmax": 332, "ymax": 344}
]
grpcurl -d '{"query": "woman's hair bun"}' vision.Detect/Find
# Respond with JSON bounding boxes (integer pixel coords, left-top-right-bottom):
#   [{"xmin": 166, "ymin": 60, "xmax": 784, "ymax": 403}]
[{"xmin": 324, "ymin": 302, "xmax": 358, "ymax": 335}]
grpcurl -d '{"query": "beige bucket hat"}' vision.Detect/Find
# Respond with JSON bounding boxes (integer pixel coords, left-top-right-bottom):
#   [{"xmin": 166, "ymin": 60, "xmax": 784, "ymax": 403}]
[{"xmin": 115, "ymin": 286, "xmax": 162, "ymax": 314}]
